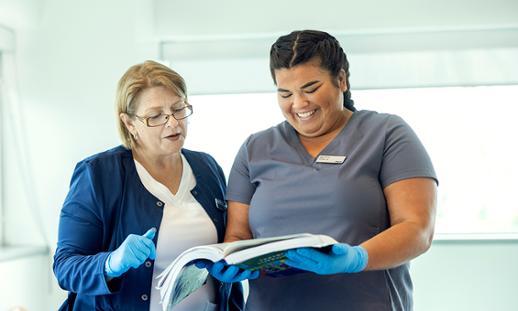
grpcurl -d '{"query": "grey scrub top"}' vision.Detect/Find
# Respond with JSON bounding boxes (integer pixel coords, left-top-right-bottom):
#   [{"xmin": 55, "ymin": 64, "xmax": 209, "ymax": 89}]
[{"xmin": 227, "ymin": 110, "xmax": 437, "ymax": 311}]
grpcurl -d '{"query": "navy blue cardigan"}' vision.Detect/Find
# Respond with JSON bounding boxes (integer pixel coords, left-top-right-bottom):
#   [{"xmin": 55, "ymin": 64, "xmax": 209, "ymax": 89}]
[{"xmin": 53, "ymin": 146, "xmax": 243, "ymax": 310}]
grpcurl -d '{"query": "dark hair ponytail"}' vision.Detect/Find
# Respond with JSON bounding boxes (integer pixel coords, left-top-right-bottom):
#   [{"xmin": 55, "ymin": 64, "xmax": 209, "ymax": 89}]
[{"xmin": 270, "ymin": 30, "xmax": 355, "ymax": 111}]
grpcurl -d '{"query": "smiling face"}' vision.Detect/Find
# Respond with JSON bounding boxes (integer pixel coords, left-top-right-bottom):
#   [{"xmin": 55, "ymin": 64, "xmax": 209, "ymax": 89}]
[
  {"xmin": 274, "ymin": 58, "xmax": 348, "ymax": 139},
  {"xmin": 121, "ymin": 86, "xmax": 188, "ymax": 159}
]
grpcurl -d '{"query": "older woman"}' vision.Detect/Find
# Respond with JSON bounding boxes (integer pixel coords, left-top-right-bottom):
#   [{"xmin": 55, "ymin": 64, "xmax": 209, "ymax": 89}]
[
  {"xmin": 212, "ymin": 30, "xmax": 438, "ymax": 311},
  {"xmin": 53, "ymin": 60, "xmax": 243, "ymax": 310}
]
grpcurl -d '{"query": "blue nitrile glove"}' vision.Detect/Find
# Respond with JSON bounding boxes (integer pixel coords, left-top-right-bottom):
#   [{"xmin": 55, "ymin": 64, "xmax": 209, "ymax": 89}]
[
  {"xmin": 105, "ymin": 227, "xmax": 157, "ymax": 278},
  {"xmin": 195, "ymin": 260, "xmax": 260, "ymax": 283},
  {"xmin": 285, "ymin": 243, "xmax": 368, "ymax": 275}
]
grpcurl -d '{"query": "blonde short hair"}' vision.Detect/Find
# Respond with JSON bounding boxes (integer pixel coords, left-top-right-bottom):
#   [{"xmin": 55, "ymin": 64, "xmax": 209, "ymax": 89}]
[{"xmin": 115, "ymin": 60, "xmax": 187, "ymax": 149}]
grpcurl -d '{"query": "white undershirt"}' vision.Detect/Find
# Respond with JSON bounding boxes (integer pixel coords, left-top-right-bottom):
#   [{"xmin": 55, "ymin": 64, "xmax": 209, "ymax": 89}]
[{"xmin": 134, "ymin": 155, "xmax": 218, "ymax": 311}]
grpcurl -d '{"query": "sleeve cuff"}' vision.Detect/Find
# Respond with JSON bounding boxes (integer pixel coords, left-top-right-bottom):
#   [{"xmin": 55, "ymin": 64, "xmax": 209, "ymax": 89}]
[{"xmin": 98, "ymin": 252, "xmax": 122, "ymax": 294}]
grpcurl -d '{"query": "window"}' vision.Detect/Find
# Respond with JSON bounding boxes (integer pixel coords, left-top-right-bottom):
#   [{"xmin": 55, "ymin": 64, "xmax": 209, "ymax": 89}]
[
  {"xmin": 184, "ymin": 85, "xmax": 518, "ymax": 237},
  {"xmin": 359, "ymin": 85, "xmax": 518, "ymax": 236},
  {"xmin": 185, "ymin": 92, "xmax": 282, "ymax": 175}
]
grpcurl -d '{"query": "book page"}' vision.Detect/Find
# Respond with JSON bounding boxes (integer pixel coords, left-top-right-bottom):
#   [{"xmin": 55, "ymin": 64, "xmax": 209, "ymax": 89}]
[
  {"xmin": 157, "ymin": 246, "xmax": 225, "ymax": 310},
  {"xmin": 166, "ymin": 265, "xmax": 209, "ymax": 310}
]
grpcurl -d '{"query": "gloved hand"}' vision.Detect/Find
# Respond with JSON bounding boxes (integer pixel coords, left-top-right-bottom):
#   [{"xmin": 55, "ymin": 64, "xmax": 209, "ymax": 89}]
[
  {"xmin": 285, "ymin": 243, "xmax": 368, "ymax": 275},
  {"xmin": 195, "ymin": 260, "xmax": 260, "ymax": 283},
  {"xmin": 105, "ymin": 227, "xmax": 157, "ymax": 278}
]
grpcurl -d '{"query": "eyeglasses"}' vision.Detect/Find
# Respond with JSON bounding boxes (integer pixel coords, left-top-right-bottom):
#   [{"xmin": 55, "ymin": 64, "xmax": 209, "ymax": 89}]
[{"xmin": 134, "ymin": 105, "xmax": 193, "ymax": 127}]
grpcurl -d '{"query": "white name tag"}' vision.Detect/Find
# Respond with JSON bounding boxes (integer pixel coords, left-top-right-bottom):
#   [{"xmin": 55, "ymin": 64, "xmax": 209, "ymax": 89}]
[{"xmin": 315, "ymin": 155, "xmax": 346, "ymax": 164}]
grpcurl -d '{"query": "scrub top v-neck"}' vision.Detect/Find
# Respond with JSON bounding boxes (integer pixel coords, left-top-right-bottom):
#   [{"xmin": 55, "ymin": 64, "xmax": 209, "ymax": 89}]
[{"xmin": 285, "ymin": 111, "xmax": 356, "ymax": 166}]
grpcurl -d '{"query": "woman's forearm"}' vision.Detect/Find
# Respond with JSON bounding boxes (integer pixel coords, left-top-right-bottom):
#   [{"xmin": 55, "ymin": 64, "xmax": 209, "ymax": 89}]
[{"xmin": 361, "ymin": 220, "xmax": 434, "ymax": 270}]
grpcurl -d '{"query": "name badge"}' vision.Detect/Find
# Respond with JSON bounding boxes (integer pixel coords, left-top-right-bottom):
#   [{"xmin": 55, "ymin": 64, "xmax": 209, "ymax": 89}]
[
  {"xmin": 315, "ymin": 155, "xmax": 346, "ymax": 164},
  {"xmin": 215, "ymin": 198, "xmax": 227, "ymax": 211}
]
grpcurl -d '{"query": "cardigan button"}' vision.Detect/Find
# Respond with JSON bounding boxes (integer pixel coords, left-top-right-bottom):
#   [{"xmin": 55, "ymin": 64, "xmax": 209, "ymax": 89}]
[
  {"xmin": 145, "ymin": 261, "xmax": 152, "ymax": 268},
  {"xmin": 141, "ymin": 294, "xmax": 149, "ymax": 301},
  {"xmin": 156, "ymin": 201, "xmax": 163, "ymax": 207}
]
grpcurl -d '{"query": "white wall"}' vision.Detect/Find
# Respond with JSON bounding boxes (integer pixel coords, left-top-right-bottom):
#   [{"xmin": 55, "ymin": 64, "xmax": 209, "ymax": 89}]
[
  {"xmin": 412, "ymin": 240, "xmax": 518, "ymax": 311},
  {"xmin": 0, "ymin": 0, "xmax": 517, "ymax": 310},
  {"xmin": 0, "ymin": 251, "xmax": 56, "ymax": 311},
  {"xmin": 1, "ymin": 0, "xmax": 158, "ymax": 308},
  {"xmin": 2, "ymin": 0, "xmax": 157, "ymax": 246}
]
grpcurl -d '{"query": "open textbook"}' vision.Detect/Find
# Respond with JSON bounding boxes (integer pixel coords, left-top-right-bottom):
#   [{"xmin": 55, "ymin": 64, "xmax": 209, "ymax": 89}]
[{"xmin": 156, "ymin": 233, "xmax": 337, "ymax": 310}]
